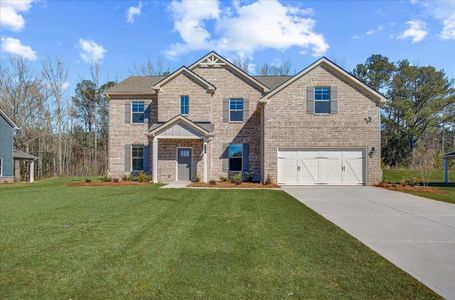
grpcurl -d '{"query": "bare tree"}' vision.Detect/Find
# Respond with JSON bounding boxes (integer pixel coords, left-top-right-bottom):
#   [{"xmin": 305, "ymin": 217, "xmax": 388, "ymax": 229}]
[
  {"xmin": 129, "ymin": 57, "xmax": 171, "ymax": 76},
  {"xmin": 232, "ymin": 57, "xmax": 251, "ymax": 74},
  {"xmin": 42, "ymin": 58, "xmax": 68, "ymax": 175},
  {"xmin": 257, "ymin": 61, "xmax": 292, "ymax": 76}
]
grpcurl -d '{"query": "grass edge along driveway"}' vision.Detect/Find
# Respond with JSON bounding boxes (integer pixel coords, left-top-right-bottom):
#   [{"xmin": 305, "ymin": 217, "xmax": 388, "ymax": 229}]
[{"xmin": 0, "ymin": 178, "xmax": 440, "ymax": 299}]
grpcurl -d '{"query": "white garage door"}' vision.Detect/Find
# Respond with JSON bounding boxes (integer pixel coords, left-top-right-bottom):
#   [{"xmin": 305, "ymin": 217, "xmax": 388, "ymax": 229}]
[{"xmin": 277, "ymin": 149, "xmax": 364, "ymax": 185}]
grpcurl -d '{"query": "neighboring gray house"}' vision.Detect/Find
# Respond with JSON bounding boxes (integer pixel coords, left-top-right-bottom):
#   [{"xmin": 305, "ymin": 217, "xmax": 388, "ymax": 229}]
[
  {"xmin": 106, "ymin": 52, "xmax": 386, "ymax": 185},
  {"xmin": 0, "ymin": 107, "xmax": 18, "ymax": 183}
]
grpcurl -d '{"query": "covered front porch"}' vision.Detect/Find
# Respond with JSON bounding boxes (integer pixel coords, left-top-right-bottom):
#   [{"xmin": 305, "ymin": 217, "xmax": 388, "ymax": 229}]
[{"xmin": 148, "ymin": 115, "xmax": 213, "ymax": 183}]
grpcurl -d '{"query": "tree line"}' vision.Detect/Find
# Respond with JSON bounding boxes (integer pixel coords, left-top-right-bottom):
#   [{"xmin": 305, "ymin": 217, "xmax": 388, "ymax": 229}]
[{"xmin": 0, "ymin": 54, "xmax": 453, "ymax": 180}]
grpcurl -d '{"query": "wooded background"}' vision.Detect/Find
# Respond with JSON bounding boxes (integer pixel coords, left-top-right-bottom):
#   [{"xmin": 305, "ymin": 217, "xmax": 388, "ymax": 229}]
[{"xmin": 0, "ymin": 55, "xmax": 454, "ymax": 180}]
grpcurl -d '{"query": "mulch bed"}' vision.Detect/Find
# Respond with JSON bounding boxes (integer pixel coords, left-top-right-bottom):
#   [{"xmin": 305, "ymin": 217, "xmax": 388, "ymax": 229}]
[
  {"xmin": 376, "ymin": 182, "xmax": 448, "ymax": 195},
  {"xmin": 67, "ymin": 181, "xmax": 152, "ymax": 187},
  {"xmin": 188, "ymin": 181, "xmax": 280, "ymax": 189}
]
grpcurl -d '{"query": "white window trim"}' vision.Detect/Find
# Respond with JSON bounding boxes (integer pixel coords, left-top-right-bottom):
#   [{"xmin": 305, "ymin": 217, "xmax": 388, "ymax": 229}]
[
  {"xmin": 314, "ymin": 87, "xmax": 331, "ymax": 114},
  {"xmin": 229, "ymin": 98, "xmax": 244, "ymax": 123},
  {"xmin": 131, "ymin": 144, "xmax": 144, "ymax": 172},
  {"xmin": 131, "ymin": 101, "xmax": 145, "ymax": 124},
  {"xmin": 180, "ymin": 95, "xmax": 189, "ymax": 115},
  {"xmin": 228, "ymin": 143, "xmax": 243, "ymax": 172},
  {"xmin": 0, "ymin": 157, "xmax": 3, "ymax": 177}
]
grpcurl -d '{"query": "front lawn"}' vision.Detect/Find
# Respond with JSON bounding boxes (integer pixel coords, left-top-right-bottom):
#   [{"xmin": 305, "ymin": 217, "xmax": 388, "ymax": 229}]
[
  {"xmin": 0, "ymin": 178, "xmax": 438, "ymax": 299},
  {"xmin": 383, "ymin": 169, "xmax": 455, "ymax": 204}
]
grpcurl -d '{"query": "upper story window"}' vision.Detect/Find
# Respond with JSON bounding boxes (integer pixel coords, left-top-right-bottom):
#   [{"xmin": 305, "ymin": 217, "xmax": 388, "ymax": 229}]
[
  {"xmin": 180, "ymin": 95, "xmax": 189, "ymax": 115},
  {"xmin": 229, "ymin": 98, "xmax": 243, "ymax": 122},
  {"xmin": 314, "ymin": 87, "xmax": 331, "ymax": 114},
  {"xmin": 228, "ymin": 144, "xmax": 243, "ymax": 171},
  {"xmin": 131, "ymin": 101, "xmax": 145, "ymax": 123},
  {"xmin": 132, "ymin": 145, "xmax": 144, "ymax": 171}
]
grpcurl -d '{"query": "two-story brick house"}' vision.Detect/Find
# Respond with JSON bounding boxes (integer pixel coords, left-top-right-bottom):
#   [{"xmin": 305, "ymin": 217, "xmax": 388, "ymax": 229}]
[{"xmin": 106, "ymin": 52, "xmax": 385, "ymax": 185}]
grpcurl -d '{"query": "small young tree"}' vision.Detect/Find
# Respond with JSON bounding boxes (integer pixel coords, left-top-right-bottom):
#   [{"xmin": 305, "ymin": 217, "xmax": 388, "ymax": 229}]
[{"xmin": 412, "ymin": 134, "xmax": 438, "ymax": 186}]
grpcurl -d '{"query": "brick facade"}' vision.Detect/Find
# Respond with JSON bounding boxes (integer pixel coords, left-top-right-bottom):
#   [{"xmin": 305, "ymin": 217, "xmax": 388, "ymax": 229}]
[
  {"xmin": 108, "ymin": 54, "xmax": 382, "ymax": 185},
  {"xmin": 263, "ymin": 65, "xmax": 382, "ymax": 185}
]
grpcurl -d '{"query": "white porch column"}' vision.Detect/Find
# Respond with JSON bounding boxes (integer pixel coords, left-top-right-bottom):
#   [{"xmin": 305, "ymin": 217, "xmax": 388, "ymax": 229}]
[
  {"xmin": 152, "ymin": 137, "xmax": 158, "ymax": 183},
  {"xmin": 203, "ymin": 139, "xmax": 208, "ymax": 183},
  {"xmin": 29, "ymin": 160, "xmax": 35, "ymax": 183},
  {"xmin": 444, "ymin": 158, "xmax": 449, "ymax": 185}
]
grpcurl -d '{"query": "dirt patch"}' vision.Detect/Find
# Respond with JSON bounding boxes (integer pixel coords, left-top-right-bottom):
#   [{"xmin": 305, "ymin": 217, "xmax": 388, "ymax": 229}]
[
  {"xmin": 188, "ymin": 181, "xmax": 280, "ymax": 189},
  {"xmin": 67, "ymin": 181, "xmax": 152, "ymax": 187},
  {"xmin": 376, "ymin": 182, "xmax": 449, "ymax": 195}
]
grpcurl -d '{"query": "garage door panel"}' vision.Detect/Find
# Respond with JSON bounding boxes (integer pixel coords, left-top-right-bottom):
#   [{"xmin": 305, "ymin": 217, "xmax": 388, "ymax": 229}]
[
  {"xmin": 278, "ymin": 151, "xmax": 298, "ymax": 184},
  {"xmin": 277, "ymin": 149, "xmax": 364, "ymax": 185}
]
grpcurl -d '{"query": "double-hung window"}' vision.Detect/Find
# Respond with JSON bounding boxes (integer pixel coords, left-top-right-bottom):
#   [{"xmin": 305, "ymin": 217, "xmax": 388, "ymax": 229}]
[
  {"xmin": 0, "ymin": 157, "xmax": 3, "ymax": 176},
  {"xmin": 229, "ymin": 98, "xmax": 243, "ymax": 122},
  {"xmin": 180, "ymin": 95, "xmax": 189, "ymax": 115},
  {"xmin": 131, "ymin": 101, "xmax": 145, "ymax": 123},
  {"xmin": 314, "ymin": 87, "xmax": 331, "ymax": 114},
  {"xmin": 132, "ymin": 145, "xmax": 144, "ymax": 171},
  {"xmin": 228, "ymin": 144, "xmax": 243, "ymax": 171}
]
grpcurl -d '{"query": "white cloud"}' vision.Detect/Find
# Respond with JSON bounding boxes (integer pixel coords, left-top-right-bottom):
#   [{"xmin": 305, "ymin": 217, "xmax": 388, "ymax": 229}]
[
  {"xmin": 353, "ymin": 25, "xmax": 384, "ymax": 39},
  {"xmin": 398, "ymin": 20, "xmax": 427, "ymax": 42},
  {"xmin": 61, "ymin": 82, "xmax": 71, "ymax": 91},
  {"xmin": 0, "ymin": 0, "xmax": 33, "ymax": 31},
  {"xmin": 78, "ymin": 39, "xmax": 106, "ymax": 64},
  {"xmin": 127, "ymin": 1, "xmax": 142, "ymax": 23},
  {"xmin": 166, "ymin": 0, "xmax": 328, "ymax": 58},
  {"xmin": 410, "ymin": 0, "xmax": 455, "ymax": 40},
  {"xmin": 1, "ymin": 37, "xmax": 37, "ymax": 60}
]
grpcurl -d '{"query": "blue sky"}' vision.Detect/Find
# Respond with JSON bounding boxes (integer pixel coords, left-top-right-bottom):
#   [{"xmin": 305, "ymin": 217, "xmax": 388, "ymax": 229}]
[{"xmin": 1, "ymin": 0, "xmax": 454, "ymax": 91}]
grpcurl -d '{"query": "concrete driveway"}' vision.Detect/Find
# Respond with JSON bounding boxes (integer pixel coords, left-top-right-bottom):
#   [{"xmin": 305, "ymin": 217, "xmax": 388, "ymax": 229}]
[{"xmin": 282, "ymin": 186, "xmax": 455, "ymax": 299}]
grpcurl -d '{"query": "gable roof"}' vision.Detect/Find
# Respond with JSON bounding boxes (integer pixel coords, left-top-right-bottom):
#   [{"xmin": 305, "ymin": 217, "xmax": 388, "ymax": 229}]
[
  {"xmin": 105, "ymin": 76, "xmax": 164, "ymax": 95},
  {"xmin": 259, "ymin": 57, "xmax": 387, "ymax": 104},
  {"xmin": 152, "ymin": 66, "xmax": 216, "ymax": 92},
  {"xmin": 189, "ymin": 51, "xmax": 270, "ymax": 93},
  {"xmin": 254, "ymin": 76, "xmax": 291, "ymax": 90},
  {"xmin": 148, "ymin": 114, "xmax": 211, "ymax": 137},
  {"xmin": 0, "ymin": 107, "xmax": 18, "ymax": 129}
]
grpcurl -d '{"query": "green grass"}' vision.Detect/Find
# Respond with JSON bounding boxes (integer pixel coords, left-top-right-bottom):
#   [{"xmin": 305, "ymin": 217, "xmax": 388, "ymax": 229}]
[
  {"xmin": 383, "ymin": 169, "xmax": 455, "ymax": 204},
  {"xmin": 0, "ymin": 178, "xmax": 438, "ymax": 299}
]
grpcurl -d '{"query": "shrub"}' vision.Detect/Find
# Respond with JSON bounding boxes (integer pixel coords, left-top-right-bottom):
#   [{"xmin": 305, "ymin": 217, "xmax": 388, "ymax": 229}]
[
  {"xmin": 231, "ymin": 173, "xmax": 243, "ymax": 185},
  {"xmin": 85, "ymin": 178, "xmax": 91, "ymax": 183},
  {"xmin": 209, "ymin": 180, "xmax": 216, "ymax": 185},
  {"xmin": 121, "ymin": 175, "xmax": 128, "ymax": 181},
  {"xmin": 401, "ymin": 177, "xmax": 420, "ymax": 186},
  {"xmin": 136, "ymin": 171, "xmax": 151, "ymax": 183},
  {"xmin": 113, "ymin": 178, "xmax": 119, "ymax": 183},
  {"xmin": 264, "ymin": 174, "xmax": 272, "ymax": 185},
  {"xmin": 220, "ymin": 176, "xmax": 228, "ymax": 182},
  {"xmin": 98, "ymin": 176, "xmax": 112, "ymax": 182},
  {"xmin": 194, "ymin": 176, "xmax": 200, "ymax": 183},
  {"xmin": 242, "ymin": 172, "xmax": 254, "ymax": 182}
]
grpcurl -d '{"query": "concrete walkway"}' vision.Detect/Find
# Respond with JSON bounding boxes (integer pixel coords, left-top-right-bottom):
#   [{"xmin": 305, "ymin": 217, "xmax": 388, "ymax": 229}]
[
  {"xmin": 282, "ymin": 186, "xmax": 455, "ymax": 299},
  {"xmin": 160, "ymin": 181, "xmax": 190, "ymax": 188}
]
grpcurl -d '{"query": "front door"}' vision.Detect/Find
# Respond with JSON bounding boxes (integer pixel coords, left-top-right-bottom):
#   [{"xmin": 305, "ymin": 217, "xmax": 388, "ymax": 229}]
[{"xmin": 177, "ymin": 148, "xmax": 192, "ymax": 181}]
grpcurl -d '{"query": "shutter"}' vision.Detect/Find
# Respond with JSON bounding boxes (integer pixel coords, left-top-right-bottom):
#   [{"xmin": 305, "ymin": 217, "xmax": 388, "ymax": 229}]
[
  {"xmin": 222, "ymin": 143, "xmax": 229, "ymax": 171},
  {"xmin": 330, "ymin": 86, "xmax": 338, "ymax": 114},
  {"xmin": 125, "ymin": 102, "xmax": 131, "ymax": 124},
  {"xmin": 223, "ymin": 98, "xmax": 229, "ymax": 122},
  {"xmin": 124, "ymin": 144, "xmax": 131, "ymax": 172},
  {"xmin": 144, "ymin": 101, "xmax": 151, "ymax": 125},
  {"xmin": 243, "ymin": 98, "xmax": 249, "ymax": 123},
  {"xmin": 242, "ymin": 143, "xmax": 249, "ymax": 173},
  {"xmin": 306, "ymin": 87, "xmax": 314, "ymax": 114},
  {"xmin": 143, "ymin": 145, "xmax": 150, "ymax": 173}
]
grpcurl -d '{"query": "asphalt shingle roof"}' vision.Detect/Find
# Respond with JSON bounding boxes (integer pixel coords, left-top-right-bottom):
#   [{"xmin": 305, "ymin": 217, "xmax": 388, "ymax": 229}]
[{"xmin": 106, "ymin": 75, "xmax": 292, "ymax": 95}]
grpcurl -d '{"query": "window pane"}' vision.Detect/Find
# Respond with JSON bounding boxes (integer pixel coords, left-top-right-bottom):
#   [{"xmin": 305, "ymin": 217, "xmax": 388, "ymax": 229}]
[
  {"xmin": 315, "ymin": 101, "xmax": 330, "ymax": 113},
  {"xmin": 132, "ymin": 158, "xmax": 144, "ymax": 171},
  {"xmin": 229, "ymin": 144, "xmax": 243, "ymax": 158},
  {"xmin": 132, "ymin": 112, "xmax": 144, "ymax": 123},
  {"xmin": 314, "ymin": 87, "xmax": 330, "ymax": 101},
  {"xmin": 132, "ymin": 145, "xmax": 144, "ymax": 158},
  {"xmin": 230, "ymin": 111, "xmax": 243, "ymax": 121},
  {"xmin": 229, "ymin": 158, "xmax": 242, "ymax": 171},
  {"xmin": 132, "ymin": 101, "xmax": 144, "ymax": 113},
  {"xmin": 180, "ymin": 96, "xmax": 189, "ymax": 114}
]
